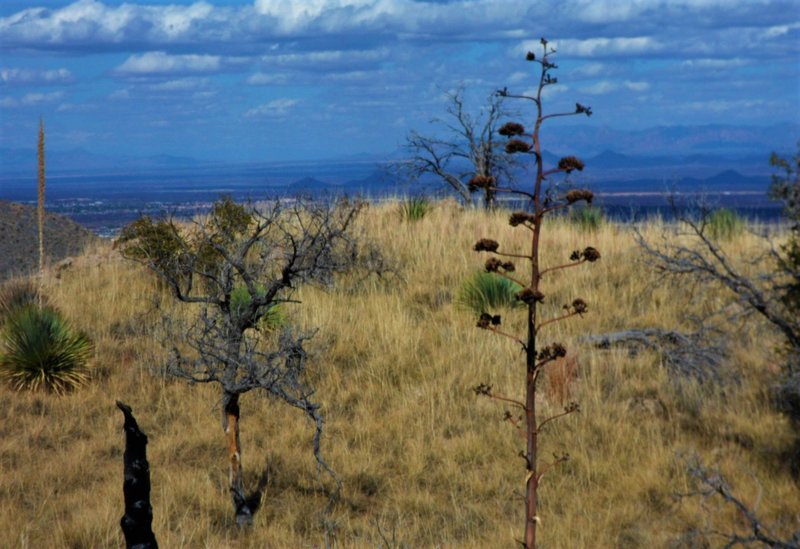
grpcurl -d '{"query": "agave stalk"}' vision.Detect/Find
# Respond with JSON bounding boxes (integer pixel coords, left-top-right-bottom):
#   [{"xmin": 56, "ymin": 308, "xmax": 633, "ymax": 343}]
[
  {"xmin": 37, "ymin": 118, "xmax": 46, "ymax": 307},
  {"xmin": 472, "ymin": 38, "xmax": 597, "ymax": 548}
]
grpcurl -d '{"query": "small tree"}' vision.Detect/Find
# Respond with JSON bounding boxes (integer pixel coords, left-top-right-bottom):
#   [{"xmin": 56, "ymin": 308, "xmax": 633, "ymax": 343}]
[
  {"xmin": 470, "ymin": 38, "xmax": 595, "ymax": 548},
  {"xmin": 118, "ymin": 197, "xmax": 366, "ymax": 526},
  {"xmin": 404, "ymin": 88, "xmax": 514, "ymax": 209}
]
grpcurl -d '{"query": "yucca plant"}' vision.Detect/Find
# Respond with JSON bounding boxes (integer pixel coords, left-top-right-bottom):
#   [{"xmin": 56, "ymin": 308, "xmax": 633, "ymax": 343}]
[
  {"xmin": 399, "ymin": 196, "xmax": 432, "ymax": 221},
  {"xmin": 457, "ymin": 271, "xmax": 523, "ymax": 314},
  {"xmin": 231, "ymin": 284, "xmax": 285, "ymax": 331},
  {"xmin": 0, "ymin": 306, "xmax": 92, "ymax": 394},
  {"xmin": 570, "ymin": 204, "xmax": 604, "ymax": 231},
  {"xmin": 0, "ymin": 279, "xmax": 46, "ymax": 322},
  {"xmin": 706, "ymin": 208, "xmax": 743, "ymax": 240}
]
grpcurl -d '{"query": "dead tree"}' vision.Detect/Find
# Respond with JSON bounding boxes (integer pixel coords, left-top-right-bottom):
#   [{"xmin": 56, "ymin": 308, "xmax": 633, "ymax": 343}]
[
  {"xmin": 404, "ymin": 88, "xmax": 514, "ymax": 209},
  {"xmin": 470, "ymin": 38, "xmax": 595, "ymax": 548},
  {"xmin": 117, "ymin": 401, "xmax": 158, "ymax": 549},
  {"xmin": 117, "ymin": 197, "xmax": 367, "ymax": 526}
]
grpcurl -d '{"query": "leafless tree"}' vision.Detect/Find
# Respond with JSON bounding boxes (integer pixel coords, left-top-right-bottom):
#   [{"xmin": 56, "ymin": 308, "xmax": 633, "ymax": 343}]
[
  {"xmin": 470, "ymin": 38, "xmax": 594, "ymax": 548},
  {"xmin": 403, "ymin": 88, "xmax": 515, "ymax": 209},
  {"xmin": 117, "ymin": 197, "xmax": 370, "ymax": 526}
]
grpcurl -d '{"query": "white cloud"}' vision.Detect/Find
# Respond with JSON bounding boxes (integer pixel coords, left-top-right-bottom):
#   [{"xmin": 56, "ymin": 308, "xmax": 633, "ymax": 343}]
[
  {"xmin": 556, "ymin": 37, "xmax": 662, "ymax": 57},
  {"xmin": 581, "ymin": 80, "xmax": 618, "ymax": 94},
  {"xmin": 763, "ymin": 21, "xmax": 800, "ymax": 38},
  {"xmin": 681, "ymin": 58, "xmax": 749, "ymax": 69},
  {"xmin": 0, "ymin": 68, "xmax": 74, "ymax": 85},
  {"xmin": 243, "ymin": 98, "xmax": 299, "ymax": 118},
  {"xmin": 148, "ymin": 77, "xmax": 209, "ymax": 91},
  {"xmin": 624, "ymin": 80, "xmax": 649, "ymax": 91},
  {"xmin": 0, "ymin": 91, "xmax": 64, "ymax": 108},
  {"xmin": 116, "ymin": 52, "xmax": 223, "ymax": 75},
  {"xmin": 247, "ymin": 72, "xmax": 288, "ymax": 85}
]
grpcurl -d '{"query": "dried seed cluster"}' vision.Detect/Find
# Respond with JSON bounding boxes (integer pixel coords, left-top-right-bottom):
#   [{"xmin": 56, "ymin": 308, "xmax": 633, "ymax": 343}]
[
  {"xmin": 485, "ymin": 258, "xmax": 515, "ymax": 273},
  {"xmin": 505, "ymin": 139, "xmax": 532, "ymax": 154},
  {"xmin": 469, "ymin": 174, "xmax": 496, "ymax": 190},
  {"xmin": 477, "ymin": 312, "xmax": 502, "ymax": 328},
  {"xmin": 537, "ymin": 343, "xmax": 567, "ymax": 361},
  {"xmin": 565, "ymin": 189, "xmax": 594, "ymax": 204},
  {"xmin": 516, "ymin": 287, "xmax": 545, "ymax": 304},
  {"xmin": 569, "ymin": 246, "xmax": 601, "ymax": 262},
  {"xmin": 473, "ymin": 238, "xmax": 500, "ymax": 252},
  {"xmin": 499, "ymin": 122, "xmax": 526, "ymax": 136},
  {"xmin": 558, "ymin": 156, "xmax": 585, "ymax": 173},
  {"xmin": 509, "ymin": 211, "xmax": 536, "ymax": 227}
]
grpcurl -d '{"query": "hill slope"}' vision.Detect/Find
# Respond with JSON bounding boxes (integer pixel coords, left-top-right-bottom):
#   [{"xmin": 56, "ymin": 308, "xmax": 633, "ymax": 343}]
[{"xmin": 0, "ymin": 200, "xmax": 100, "ymax": 280}]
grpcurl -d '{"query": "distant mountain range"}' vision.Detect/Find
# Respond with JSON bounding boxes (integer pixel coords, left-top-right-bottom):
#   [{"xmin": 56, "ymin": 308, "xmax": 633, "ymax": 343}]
[{"xmin": 1, "ymin": 123, "xmax": 795, "ymax": 180}]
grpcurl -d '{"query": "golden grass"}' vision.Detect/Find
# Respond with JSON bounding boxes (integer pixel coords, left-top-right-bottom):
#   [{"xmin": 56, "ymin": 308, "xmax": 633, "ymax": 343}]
[{"xmin": 1, "ymin": 201, "xmax": 798, "ymax": 548}]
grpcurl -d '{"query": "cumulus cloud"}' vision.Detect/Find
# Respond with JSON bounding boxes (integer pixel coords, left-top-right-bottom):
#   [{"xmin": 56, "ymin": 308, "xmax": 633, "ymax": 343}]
[
  {"xmin": 243, "ymin": 98, "xmax": 299, "ymax": 118},
  {"xmin": 0, "ymin": 67, "xmax": 74, "ymax": 85}
]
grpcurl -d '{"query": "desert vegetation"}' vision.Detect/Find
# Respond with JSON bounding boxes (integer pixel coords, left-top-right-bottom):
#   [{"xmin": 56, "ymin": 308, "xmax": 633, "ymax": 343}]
[{"xmin": 0, "ymin": 195, "xmax": 799, "ymax": 547}]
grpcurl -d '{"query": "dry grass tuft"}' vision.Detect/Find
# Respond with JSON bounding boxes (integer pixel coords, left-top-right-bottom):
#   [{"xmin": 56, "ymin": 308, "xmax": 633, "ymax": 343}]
[{"xmin": 0, "ymin": 201, "xmax": 797, "ymax": 547}]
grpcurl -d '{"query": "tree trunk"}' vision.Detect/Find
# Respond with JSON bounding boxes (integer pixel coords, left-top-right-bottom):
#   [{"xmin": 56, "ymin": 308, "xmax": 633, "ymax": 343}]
[
  {"xmin": 222, "ymin": 391, "xmax": 257, "ymax": 526},
  {"xmin": 116, "ymin": 401, "xmax": 158, "ymax": 549}
]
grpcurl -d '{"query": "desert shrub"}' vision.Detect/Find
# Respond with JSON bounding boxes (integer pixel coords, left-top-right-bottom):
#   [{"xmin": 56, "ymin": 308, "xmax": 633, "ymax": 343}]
[
  {"xmin": 570, "ymin": 204, "xmax": 604, "ymax": 231},
  {"xmin": 0, "ymin": 306, "xmax": 92, "ymax": 394},
  {"xmin": 706, "ymin": 208, "xmax": 743, "ymax": 240},
  {"xmin": 457, "ymin": 271, "xmax": 523, "ymax": 314},
  {"xmin": 0, "ymin": 279, "xmax": 45, "ymax": 322},
  {"xmin": 399, "ymin": 196, "xmax": 432, "ymax": 222}
]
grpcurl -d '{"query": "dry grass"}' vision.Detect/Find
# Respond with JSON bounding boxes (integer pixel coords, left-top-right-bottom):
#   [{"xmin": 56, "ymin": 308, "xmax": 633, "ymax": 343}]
[{"xmin": 1, "ymin": 201, "xmax": 798, "ymax": 548}]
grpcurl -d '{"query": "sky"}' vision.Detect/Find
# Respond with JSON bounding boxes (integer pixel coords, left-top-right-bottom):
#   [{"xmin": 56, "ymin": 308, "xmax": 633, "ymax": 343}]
[{"xmin": 1, "ymin": 0, "xmax": 799, "ymax": 163}]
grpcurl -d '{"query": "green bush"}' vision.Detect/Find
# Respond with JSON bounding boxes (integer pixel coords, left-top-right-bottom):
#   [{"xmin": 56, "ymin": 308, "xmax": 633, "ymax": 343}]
[
  {"xmin": 570, "ymin": 205, "xmax": 604, "ymax": 231},
  {"xmin": 230, "ymin": 284, "xmax": 285, "ymax": 331},
  {"xmin": 0, "ymin": 306, "xmax": 92, "ymax": 394},
  {"xmin": 457, "ymin": 271, "xmax": 523, "ymax": 314},
  {"xmin": 399, "ymin": 196, "xmax": 432, "ymax": 222},
  {"xmin": 706, "ymin": 208, "xmax": 744, "ymax": 240}
]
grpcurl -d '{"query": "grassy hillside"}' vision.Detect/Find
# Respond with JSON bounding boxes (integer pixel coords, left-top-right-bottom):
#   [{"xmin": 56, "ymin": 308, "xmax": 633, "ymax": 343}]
[{"xmin": 1, "ymin": 201, "xmax": 797, "ymax": 548}]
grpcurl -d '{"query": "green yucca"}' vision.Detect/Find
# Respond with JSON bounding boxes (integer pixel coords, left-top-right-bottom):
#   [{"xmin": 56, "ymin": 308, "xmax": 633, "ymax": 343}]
[
  {"xmin": 0, "ymin": 279, "xmax": 45, "ymax": 322},
  {"xmin": 399, "ymin": 196, "xmax": 432, "ymax": 222},
  {"xmin": 0, "ymin": 306, "xmax": 92, "ymax": 394},
  {"xmin": 457, "ymin": 271, "xmax": 523, "ymax": 314},
  {"xmin": 706, "ymin": 208, "xmax": 744, "ymax": 240},
  {"xmin": 230, "ymin": 284, "xmax": 285, "ymax": 331},
  {"xmin": 570, "ymin": 204, "xmax": 604, "ymax": 231}
]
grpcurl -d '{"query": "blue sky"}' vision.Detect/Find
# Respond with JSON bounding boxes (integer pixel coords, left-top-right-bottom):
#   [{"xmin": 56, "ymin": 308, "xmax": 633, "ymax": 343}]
[{"xmin": 1, "ymin": 0, "xmax": 799, "ymax": 163}]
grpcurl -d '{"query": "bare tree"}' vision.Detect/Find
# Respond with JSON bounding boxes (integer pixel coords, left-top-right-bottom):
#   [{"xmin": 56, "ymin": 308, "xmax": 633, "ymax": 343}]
[
  {"xmin": 117, "ymin": 197, "xmax": 367, "ymax": 526},
  {"xmin": 470, "ymin": 38, "xmax": 594, "ymax": 548},
  {"xmin": 404, "ymin": 88, "xmax": 514, "ymax": 209},
  {"xmin": 676, "ymin": 456, "xmax": 800, "ymax": 548}
]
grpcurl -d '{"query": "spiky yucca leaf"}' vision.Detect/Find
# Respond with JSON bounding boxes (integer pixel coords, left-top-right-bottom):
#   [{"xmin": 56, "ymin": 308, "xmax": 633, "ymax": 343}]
[{"xmin": 0, "ymin": 306, "xmax": 92, "ymax": 395}]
